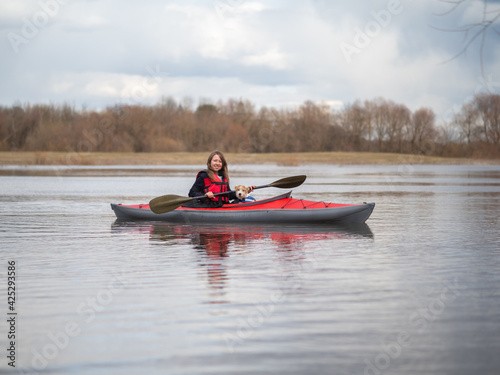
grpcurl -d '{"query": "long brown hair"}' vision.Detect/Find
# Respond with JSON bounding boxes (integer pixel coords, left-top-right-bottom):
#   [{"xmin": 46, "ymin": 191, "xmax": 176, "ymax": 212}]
[{"xmin": 206, "ymin": 150, "xmax": 230, "ymax": 185}]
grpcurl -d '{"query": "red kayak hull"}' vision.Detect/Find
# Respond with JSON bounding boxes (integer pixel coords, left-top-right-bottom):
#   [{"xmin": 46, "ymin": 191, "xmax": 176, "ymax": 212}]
[{"xmin": 111, "ymin": 192, "xmax": 375, "ymax": 224}]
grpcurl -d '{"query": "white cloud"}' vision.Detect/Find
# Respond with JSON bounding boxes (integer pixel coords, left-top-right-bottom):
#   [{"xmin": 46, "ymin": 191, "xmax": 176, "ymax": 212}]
[
  {"xmin": 237, "ymin": 2, "xmax": 267, "ymax": 13},
  {"xmin": 0, "ymin": 2, "xmax": 33, "ymax": 20},
  {"xmin": 82, "ymin": 72, "xmax": 161, "ymax": 100},
  {"xmin": 51, "ymin": 80, "xmax": 74, "ymax": 94},
  {"xmin": 62, "ymin": 14, "xmax": 107, "ymax": 31},
  {"xmin": 241, "ymin": 48, "xmax": 290, "ymax": 70}
]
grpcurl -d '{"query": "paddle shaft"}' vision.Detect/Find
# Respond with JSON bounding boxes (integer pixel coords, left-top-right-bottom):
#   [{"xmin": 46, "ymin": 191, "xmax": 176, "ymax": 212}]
[
  {"xmin": 191, "ymin": 184, "xmax": 268, "ymax": 200},
  {"xmin": 149, "ymin": 175, "xmax": 306, "ymax": 214}
]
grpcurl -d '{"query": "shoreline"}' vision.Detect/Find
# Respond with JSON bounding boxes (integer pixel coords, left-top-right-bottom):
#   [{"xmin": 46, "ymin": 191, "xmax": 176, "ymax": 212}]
[{"xmin": 0, "ymin": 151, "xmax": 499, "ymax": 166}]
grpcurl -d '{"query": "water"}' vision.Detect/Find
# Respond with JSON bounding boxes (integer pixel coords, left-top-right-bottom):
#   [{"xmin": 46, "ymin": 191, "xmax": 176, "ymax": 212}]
[{"xmin": 1, "ymin": 164, "xmax": 499, "ymax": 375}]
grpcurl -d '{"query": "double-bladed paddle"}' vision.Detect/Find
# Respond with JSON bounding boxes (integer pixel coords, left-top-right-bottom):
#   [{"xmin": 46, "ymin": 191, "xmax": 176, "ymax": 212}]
[{"xmin": 149, "ymin": 175, "xmax": 307, "ymax": 214}]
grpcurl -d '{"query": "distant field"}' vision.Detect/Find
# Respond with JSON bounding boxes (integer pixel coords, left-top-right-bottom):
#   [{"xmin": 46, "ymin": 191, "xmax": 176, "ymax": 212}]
[{"xmin": 0, "ymin": 151, "xmax": 498, "ymax": 166}]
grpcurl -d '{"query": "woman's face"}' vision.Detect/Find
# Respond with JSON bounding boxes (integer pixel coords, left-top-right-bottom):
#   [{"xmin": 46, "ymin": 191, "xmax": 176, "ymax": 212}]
[{"xmin": 210, "ymin": 154, "xmax": 223, "ymax": 172}]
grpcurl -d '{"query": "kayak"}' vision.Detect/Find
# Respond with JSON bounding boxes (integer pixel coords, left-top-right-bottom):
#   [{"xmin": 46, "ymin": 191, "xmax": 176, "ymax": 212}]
[
  {"xmin": 110, "ymin": 192, "xmax": 375, "ymax": 224},
  {"xmin": 111, "ymin": 192, "xmax": 374, "ymax": 224}
]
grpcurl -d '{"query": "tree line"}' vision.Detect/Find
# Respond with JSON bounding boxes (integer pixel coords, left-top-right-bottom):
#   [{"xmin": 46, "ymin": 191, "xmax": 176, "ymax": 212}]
[{"xmin": 0, "ymin": 93, "xmax": 499, "ymax": 158}]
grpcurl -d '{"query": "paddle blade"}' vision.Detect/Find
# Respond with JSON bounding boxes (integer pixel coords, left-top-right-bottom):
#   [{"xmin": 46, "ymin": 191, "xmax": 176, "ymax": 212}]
[
  {"xmin": 267, "ymin": 175, "xmax": 307, "ymax": 189},
  {"xmin": 149, "ymin": 194, "xmax": 193, "ymax": 214}
]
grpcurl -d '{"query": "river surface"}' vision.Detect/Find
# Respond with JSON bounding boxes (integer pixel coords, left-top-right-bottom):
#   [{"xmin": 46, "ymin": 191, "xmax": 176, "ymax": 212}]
[{"xmin": 1, "ymin": 163, "xmax": 499, "ymax": 375}]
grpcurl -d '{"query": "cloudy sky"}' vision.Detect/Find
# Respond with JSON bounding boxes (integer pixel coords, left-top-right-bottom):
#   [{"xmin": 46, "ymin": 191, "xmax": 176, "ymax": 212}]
[{"xmin": 1, "ymin": 0, "xmax": 499, "ymax": 121}]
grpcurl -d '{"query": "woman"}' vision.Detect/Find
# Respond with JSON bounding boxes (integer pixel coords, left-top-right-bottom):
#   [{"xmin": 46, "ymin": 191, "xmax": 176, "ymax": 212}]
[{"xmin": 187, "ymin": 151, "xmax": 253, "ymax": 207}]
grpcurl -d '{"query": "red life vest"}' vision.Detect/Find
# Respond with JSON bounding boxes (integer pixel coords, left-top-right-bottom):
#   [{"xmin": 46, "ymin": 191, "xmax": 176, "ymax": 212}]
[{"xmin": 197, "ymin": 170, "xmax": 230, "ymax": 203}]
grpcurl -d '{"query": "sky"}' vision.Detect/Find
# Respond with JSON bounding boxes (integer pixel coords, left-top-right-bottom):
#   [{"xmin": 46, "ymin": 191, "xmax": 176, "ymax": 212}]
[{"xmin": 1, "ymin": 0, "xmax": 500, "ymax": 121}]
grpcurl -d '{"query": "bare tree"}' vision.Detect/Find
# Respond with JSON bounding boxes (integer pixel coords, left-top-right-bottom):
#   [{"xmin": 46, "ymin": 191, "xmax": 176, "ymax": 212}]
[
  {"xmin": 409, "ymin": 108, "xmax": 438, "ymax": 154},
  {"xmin": 434, "ymin": 0, "xmax": 500, "ymax": 79},
  {"xmin": 341, "ymin": 100, "xmax": 371, "ymax": 151},
  {"xmin": 1, "ymin": 96, "xmax": 497, "ymax": 157},
  {"xmin": 365, "ymin": 98, "xmax": 388, "ymax": 151},
  {"xmin": 387, "ymin": 103, "xmax": 412, "ymax": 153},
  {"xmin": 474, "ymin": 93, "xmax": 500, "ymax": 145},
  {"xmin": 453, "ymin": 101, "xmax": 479, "ymax": 146}
]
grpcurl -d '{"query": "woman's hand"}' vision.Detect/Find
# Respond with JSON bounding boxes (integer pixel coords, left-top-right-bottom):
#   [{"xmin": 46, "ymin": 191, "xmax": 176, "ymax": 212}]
[
  {"xmin": 247, "ymin": 185, "xmax": 256, "ymax": 192},
  {"xmin": 206, "ymin": 191, "xmax": 215, "ymax": 199}
]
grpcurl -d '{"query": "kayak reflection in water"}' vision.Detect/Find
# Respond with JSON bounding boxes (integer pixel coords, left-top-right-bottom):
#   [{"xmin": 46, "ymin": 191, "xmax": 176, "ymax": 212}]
[
  {"xmin": 193, "ymin": 232, "xmax": 231, "ymax": 295},
  {"xmin": 185, "ymin": 150, "xmax": 255, "ymax": 208}
]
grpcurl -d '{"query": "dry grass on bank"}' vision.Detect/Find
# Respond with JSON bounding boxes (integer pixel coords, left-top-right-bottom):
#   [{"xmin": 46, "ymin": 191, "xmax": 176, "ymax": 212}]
[{"xmin": 0, "ymin": 151, "xmax": 499, "ymax": 166}]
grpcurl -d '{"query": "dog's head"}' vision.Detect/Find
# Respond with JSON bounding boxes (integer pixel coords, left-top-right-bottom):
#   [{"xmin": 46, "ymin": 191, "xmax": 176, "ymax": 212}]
[{"xmin": 234, "ymin": 185, "xmax": 249, "ymax": 200}]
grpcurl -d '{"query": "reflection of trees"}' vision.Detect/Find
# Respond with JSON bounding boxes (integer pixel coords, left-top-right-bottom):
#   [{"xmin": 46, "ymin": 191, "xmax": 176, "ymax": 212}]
[{"xmin": 434, "ymin": 0, "xmax": 500, "ymax": 78}]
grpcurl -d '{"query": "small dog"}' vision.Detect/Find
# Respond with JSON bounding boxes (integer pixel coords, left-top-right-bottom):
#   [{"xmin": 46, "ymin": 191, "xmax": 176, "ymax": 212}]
[
  {"xmin": 233, "ymin": 185, "xmax": 255, "ymax": 203},
  {"xmin": 234, "ymin": 185, "xmax": 250, "ymax": 201}
]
